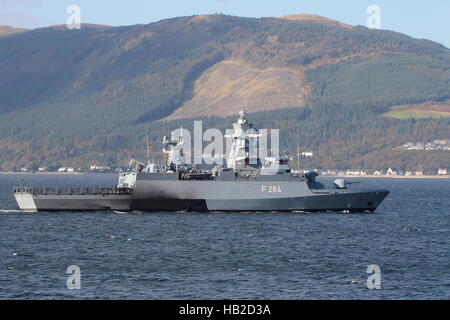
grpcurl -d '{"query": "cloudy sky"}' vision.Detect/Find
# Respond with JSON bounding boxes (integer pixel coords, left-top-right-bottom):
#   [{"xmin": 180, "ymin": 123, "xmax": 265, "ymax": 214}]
[{"xmin": 0, "ymin": 0, "xmax": 449, "ymax": 48}]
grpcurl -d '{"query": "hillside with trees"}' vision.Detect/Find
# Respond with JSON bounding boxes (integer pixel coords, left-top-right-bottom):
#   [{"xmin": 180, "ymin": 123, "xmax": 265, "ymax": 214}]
[{"xmin": 0, "ymin": 14, "xmax": 449, "ymax": 172}]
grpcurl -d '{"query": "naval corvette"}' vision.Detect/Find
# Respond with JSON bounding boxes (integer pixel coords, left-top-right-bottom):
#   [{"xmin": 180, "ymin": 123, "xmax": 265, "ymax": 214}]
[{"xmin": 14, "ymin": 112, "xmax": 389, "ymax": 212}]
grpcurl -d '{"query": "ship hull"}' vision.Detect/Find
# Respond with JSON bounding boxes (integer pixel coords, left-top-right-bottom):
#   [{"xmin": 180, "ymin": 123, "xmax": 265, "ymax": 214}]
[
  {"xmin": 129, "ymin": 192, "xmax": 389, "ymax": 212},
  {"xmin": 14, "ymin": 179, "xmax": 389, "ymax": 213},
  {"xmin": 14, "ymin": 193, "xmax": 133, "ymax": 212},
  {"xmin": 129, "ymin": 178, "xmax": 389, "ymax": 212}
]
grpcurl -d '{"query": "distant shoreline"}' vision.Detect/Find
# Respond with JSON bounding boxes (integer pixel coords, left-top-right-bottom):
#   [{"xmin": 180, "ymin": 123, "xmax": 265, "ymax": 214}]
[
  {"xmin": 0, "ymin": 172, "xmax": 85, "ymax": 175},
  {"xmin": 0, "ymin": 172, "xmax": 448, "ymax": 179},
  {"xmin": 326, "ymin": 175, "xmax": 449, "ymax": 179}
]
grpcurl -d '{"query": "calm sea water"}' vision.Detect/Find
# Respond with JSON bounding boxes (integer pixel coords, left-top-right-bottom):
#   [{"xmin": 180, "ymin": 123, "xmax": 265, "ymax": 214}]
[{"xmin": 0, "ymin": 173, "xmax": 448, "ymax": 299}]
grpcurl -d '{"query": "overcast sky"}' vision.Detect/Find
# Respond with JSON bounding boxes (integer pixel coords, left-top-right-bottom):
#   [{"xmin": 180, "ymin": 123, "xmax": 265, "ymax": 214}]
[{"xmin": 0, "ymin": 0, "xmax": 448, "ymax": 48}]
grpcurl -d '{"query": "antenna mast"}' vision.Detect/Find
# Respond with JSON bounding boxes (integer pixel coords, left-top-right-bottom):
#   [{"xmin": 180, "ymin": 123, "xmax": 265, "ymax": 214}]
[
  {"xmin": 296, "ymin": 128, "xmax": 300, "ymax": 174},
  {"xmin": 146, "ymin": 135, "xmax": 151, "ymax": 165}
]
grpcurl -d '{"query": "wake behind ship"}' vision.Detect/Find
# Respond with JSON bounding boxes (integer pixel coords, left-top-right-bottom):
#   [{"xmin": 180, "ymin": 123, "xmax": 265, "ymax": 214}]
[{"xmin": 14, "ymin": 112, "xmax": 389, "ymax": 212}]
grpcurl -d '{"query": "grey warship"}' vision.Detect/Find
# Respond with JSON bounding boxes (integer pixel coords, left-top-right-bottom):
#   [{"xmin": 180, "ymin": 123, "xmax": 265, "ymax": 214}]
[{"xmin": 14, "ymin": 111, "xmax": 389, "ymax": 212}]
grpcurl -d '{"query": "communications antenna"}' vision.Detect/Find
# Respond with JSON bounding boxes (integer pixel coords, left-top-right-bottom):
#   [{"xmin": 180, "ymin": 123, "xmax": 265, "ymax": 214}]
[
  {"xmin": 297, "ymin": 127, "xmax": 300, "ymax": 174},
  {"xmin": 146, "ymin": 135, "xmax": 151, "ymax": 165}
]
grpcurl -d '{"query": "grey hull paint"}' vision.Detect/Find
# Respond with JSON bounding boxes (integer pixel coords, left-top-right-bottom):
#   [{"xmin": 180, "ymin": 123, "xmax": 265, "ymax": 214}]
[
  {"xmin": 15, "ymin": 177, "xmax": 389, "ymax": 213},
  {"xmin": 130, "ymin": 178, "xmax": 389, "ymax": 212},
  {"xmin": 204, "ymin": 191, "xmax": 389, "ymax": 212},
  {"xmin": 14, "ymin": 193, "xmax": 133, "ymax": 212}
]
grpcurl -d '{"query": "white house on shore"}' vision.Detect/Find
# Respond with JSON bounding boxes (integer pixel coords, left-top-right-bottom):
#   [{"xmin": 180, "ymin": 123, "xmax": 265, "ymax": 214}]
[
  {"xmin": 57, "ymin": 167, "xmax": 75, "ymax": 173},
  {"xmin": 90, "ymin": 165, "xmax": 111, "ymax": 171},
  {"xmin": 386, "ymin": 168, "xmax": 400, "ymax": 176},
  {"xmin": 438, "ymin": 168, "xmax": 448, "ymax": 175}
]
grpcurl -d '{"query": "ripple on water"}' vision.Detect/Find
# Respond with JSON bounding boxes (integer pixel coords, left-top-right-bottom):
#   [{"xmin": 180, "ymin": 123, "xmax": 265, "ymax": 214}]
[{"xmin": 0, "ymin": 175, "xmax": 449, "ymax": 299}]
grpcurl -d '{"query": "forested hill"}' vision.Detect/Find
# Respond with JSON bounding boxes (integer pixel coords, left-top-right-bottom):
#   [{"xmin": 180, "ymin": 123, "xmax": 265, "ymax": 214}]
[{"xmin": 0, "ymin": 14, "xmax": 449, "ymax": 172}]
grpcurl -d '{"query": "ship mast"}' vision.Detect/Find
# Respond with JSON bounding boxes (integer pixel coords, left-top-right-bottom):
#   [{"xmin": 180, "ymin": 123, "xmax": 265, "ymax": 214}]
[
  {"xmin": 225, "ymin": 111, "xmax": 261, "ymax": 170},
  {"xmin": 297, "ymin": 128, "xmax": 300, "ymax": 174},
  {"xmin": 162, "ymin": 128, "xmax": 186, "ymax": 171},
  {"xmin": 146, "ymin": 135, "xmax": 151, "ymax": 166}
]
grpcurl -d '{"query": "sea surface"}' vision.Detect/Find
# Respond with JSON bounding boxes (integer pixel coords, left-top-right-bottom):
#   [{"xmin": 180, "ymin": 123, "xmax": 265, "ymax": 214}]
[{"xmin": 0, "ymin": 174, "xmax": 448, "ymax": 299}]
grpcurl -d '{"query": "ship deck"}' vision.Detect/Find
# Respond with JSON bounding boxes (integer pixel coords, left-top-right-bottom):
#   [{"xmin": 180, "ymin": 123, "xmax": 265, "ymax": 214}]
[{"xmin": 13, "ymin": 186, "xmax": 133, "ymax": 196}]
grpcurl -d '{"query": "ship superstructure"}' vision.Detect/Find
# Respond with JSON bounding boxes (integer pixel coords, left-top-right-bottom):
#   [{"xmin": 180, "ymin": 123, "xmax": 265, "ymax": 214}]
[{"xmin": 14, "ymin": 111, "xmax": 389, "ymax": 212}]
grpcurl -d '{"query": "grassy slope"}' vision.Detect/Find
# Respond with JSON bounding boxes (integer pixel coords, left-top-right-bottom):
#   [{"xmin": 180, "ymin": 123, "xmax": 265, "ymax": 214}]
[
  {"xmin": 383, "ymin": 102, "xmax": 450, "ymax": 119},
  {"xmin": 384, "ymin": 109, "xmax": 450, "ymax": 119}
]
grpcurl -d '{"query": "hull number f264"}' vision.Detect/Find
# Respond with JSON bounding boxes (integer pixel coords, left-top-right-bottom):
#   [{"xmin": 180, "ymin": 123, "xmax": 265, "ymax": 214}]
[{"xmin": 261, "ymin": 185, "xmax": 282, "ymax": 193}]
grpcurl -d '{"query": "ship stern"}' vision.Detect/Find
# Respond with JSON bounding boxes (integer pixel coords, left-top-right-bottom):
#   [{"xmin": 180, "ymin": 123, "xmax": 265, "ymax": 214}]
[{"xmin": 13, "ymin": 188, "xmax": 37, "ymax": 211}]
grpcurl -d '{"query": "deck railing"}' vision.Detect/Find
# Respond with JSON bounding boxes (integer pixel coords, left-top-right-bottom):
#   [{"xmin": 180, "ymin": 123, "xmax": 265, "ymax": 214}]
[{"xmin": 13, "ymin": 186, "xmax": 133, "ymax": 196}]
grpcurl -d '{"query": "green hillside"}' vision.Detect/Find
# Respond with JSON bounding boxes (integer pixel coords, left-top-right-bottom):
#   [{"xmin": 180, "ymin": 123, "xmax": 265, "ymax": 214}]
[{"xmin": 0, "ymin": 15, "xmax": 449, "ymax": 172}]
